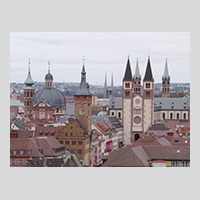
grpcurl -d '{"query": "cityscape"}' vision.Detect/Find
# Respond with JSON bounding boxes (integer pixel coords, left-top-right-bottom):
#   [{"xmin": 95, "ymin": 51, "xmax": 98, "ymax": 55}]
[{"xmin": 10, "ymin": 56, "xmax": 190, "ymax": 167}]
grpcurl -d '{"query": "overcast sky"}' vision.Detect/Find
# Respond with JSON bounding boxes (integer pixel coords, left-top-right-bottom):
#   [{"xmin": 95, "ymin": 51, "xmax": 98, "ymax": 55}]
[{"xmin": 10, "ymin": 32, "xmax": 190, "ymax": 86}]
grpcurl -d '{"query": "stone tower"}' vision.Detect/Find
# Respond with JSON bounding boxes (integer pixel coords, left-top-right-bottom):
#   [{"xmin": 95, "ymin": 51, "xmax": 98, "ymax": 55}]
[
  {"xmin": 142, "ymin": 56, "xmax": 154, "ymax": 132},
  {"xmin": 24, "ymin": 59, "xmax": 35, "ymax": 116},
  {"xmin": 122, "ymin": 57, "xmax": 133, "ymax": 144},
  {"xmin": 162, "ymin": 58, "xmax": 170, "ymax": 98},
  {"xmin": 74, "ymin": 60, "xmax": 93, "ymax": 135}
]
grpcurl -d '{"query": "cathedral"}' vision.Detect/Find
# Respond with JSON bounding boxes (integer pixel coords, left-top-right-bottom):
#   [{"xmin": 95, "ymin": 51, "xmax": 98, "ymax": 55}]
[{"xmin": 122, "ymin": 56, "xmax": 190, "ymax": 144}]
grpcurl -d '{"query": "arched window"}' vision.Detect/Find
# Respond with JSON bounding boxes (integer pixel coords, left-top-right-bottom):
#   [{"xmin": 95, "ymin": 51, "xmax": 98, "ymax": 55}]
[
  {"xmin": 27, "ymin": 92, "xmax": 29, "ymax": 97},
  {"xmin": 125, "ymin": 91, "xmax": 130, "ymax": 96},
  {"xmin": 170, "ymin": 113, "xmax": 173, "ymax": 119},
  {"xmin": 163, "ymin": 113, "xmax": 165, "ymax": 119},
  {"xmin": 146, "ymin": 91, "xmax": 150, "ymax": 97},
  {"xmin": 56, "ymin": 108, "xmax": 59, "ymax": 113},
  {"xmin": 146, "ymin": 83, "xmax": 150, "ymax": 88}
]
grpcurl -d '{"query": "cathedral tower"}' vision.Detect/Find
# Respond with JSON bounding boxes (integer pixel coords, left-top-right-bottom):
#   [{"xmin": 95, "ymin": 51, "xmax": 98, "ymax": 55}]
[
  {"xmin": 122, "ymin": 57, "xmax": 133, "ymax": 144},
  {"xmin": 45, "ymin": 61, "xmax": 53, "ymax": 88},
  {"xmin": 74, "ymin": 59, "xmax": 92, "ymax": 135},
  {"xmin": 142, "ymin": 56, "xmax": 154, "ymax": 132},
  {"xmin": 162, "ymin": 58, "xmax": 170, "ymax": 98},
  {"xmin": 24, "ymin": 59, "xmax": 35, "ymax": 116}
]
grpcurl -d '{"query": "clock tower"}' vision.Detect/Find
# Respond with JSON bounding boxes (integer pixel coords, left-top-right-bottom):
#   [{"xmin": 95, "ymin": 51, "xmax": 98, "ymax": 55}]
[{"xmin": 74, "ymin": 59, "xmax": 92, "ymax": 135}]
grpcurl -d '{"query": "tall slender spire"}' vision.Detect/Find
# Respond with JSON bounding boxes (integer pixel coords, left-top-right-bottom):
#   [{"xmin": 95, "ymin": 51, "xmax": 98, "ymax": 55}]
[
  {"xmin": 123, "ymin": 56, "xmax": 132, "ymax": 81},
  {"xmin": 163, "ymin": 58, "xmax": 170, "ymax": 79},
  {"xmin": 111, "ymin": 71, "xmax": 114, "ymax": 98},
  {"xmin": 24, "ymin": 58, "xmax": 34, "ymax": 87},
  {"xmin": 134, "ymin": 58, "xmax": 141, "ymax": 79},
  {"xmin": 143, "ymin": 56, "xmax": 153, "ymax": 81},
  {"xmin": 104, "ymin": 72, "xmax": 107, "ymax": 98},
  {"xmin": 48, "ymin": 60, "xmax": 50, "ymax": 73}
]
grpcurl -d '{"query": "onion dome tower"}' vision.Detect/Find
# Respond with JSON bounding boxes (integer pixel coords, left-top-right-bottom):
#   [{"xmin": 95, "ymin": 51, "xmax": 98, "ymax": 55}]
[{"xmin": 24, "ymin": 59, "xmax": 35, "ymax": 116}]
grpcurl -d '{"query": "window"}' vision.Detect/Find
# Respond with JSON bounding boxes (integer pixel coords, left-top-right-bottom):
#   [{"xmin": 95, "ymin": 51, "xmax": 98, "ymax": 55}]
[
  {"xmin": 60, "ymin": 141, "xmax": 63, "ymax": 144},
  {"xmin": 163, "ymin": 113, "xmax": 165, "ymax": 119},
  {"xmin": 177, "ymin": 113, "xmax": 179, "ymax": 119},
  {"xmin": 56, "ymin": 108, "xmax": 59, "ymax": 113},
  {"xmin": 72, "ymin": 141, "xmax": 76, "ymax": 145},
  {"xmin": 71, "ymin": 126, "xmax": 73, "ymax": 130},
  {"xmin": 27, "ymin": 101, "xmax": 29, "ymax": 106},
  {"xmin": 171, "ymin": 161, "xmax": 180, "ymax": 167},
  {"xmin": 167, "ymin": 132, "xmax": 174, "ymax": 137},
  {"xmin": 84, "ymin": 97, "xmax": 88, "ymax": 99},
  {"xmin": 146, "ymin": 83, "xmax": 150, "ymax": 88},
  {"xmin": 170, "ymin": 113, "xmax": 173, "ymax": 119},
  {"xmin": 183, "ymin": 113, "xmax": 186, "ymax": 119},
  {"xmin": 125, "ymin": 83, "xmax": 130, "ymax": 88},
  {"xmin": 78, "ymin": 141, "xmax": 82, "ymax": 145},
  {"xmin": 20, "ymin": 150, "xmax": 24, "ymax": 155},
  {"xmin": 27, "ymin": 150, "xmax": 31, "ymax": 155},
  {"xmin": 65, "ymin": 133, "xmax": 68, "ymax": 136},
  {"xmin": 77, "ymin": 97, "xmax": 80, "ymax": 99},
  {"xmin": 78, "ymin": 149, "xmax": 82, "ymax": 154},
  {"xmin": 12, "ymin": 159, "xmax": 15, "ymax": 166},
  {"xmin": 26, "ymin": 160, "xmax": 29, "ymax": 165},
  {"xmin": 118, "ymin": 112, "xmax": 121, "ymax": 119},
  {"xmin": 31, "ymin": 92, "xmax": 33, "ymax": 97},
  {"xmin": 19, "ymin": 160, "xmax": 22, "ymax": 166},
  {"xmin": 111, "ymin": 112, "xmax": 114, "ymax": 116},
  {"xmin": 13, "ymin": 150, "xmax": 17, "ymax": 155},
  {"xmin": 27, "ymin": 92, "xmax": 29, "ymax": 97},
  {"xmin": 146, "ymin": 91, "xmax": 150, "ymax": 97},
  {"xmin": 71, "ymin": 133, "xmax": 73, "ymax": 136},
  {"xmin": 65, "ymin": 141, "xmax": 69, "ymax": 145},
  {"xmin": 125, "ymin": 91, "xmax": 130, "ymax": 96}
]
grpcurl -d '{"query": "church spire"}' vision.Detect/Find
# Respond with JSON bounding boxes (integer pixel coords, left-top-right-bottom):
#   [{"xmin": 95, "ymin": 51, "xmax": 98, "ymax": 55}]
[
  {"xmin": 24, "ymin": 58, "xmax": 34, "ymax": 87},
  {"xmin": 111, "ymin": 71, "xmax": 114, "ymax": 98},
  {"xmin": 104, "ymin": 72, "xmax": 107, "ymax": 98},
  {"xmin": 75, "ymin": 57, "xmax": 92, "ymax": 96},
  {"xmin": 143, "ymin": 56, "xmax": 153, "ymax": 81},
  {"xmin": 123, "ymin": 56, "xmax": 132, "ymax": 81},
  {"xmin": 133, "ymin": 58, "xmax": 141, "ymax": 79},
  {"xmin": 162, "ymin": 58, "xmax": 170, "ymax": 79}
]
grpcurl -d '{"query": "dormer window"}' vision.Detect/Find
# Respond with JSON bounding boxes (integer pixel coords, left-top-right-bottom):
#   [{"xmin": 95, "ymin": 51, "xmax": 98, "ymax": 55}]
[
  {"xmin": 38, "ymin": 149, "xmax": 43, "ymax": 154},
  {"xmin": 27, "ymin": 150, "xmax": 31, "ymax": 155},
  {"xmin": 20, "ymin": 150, "xmax": 24, "ymax": 155},
  {"xmin": 13, "ymin": 150, "xmax": 17, "ymax": 155}
]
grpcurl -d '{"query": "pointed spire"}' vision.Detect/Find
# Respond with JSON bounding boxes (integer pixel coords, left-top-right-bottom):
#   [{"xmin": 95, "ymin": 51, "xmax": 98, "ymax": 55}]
[
  {"xmin": 134, "ymin": 58, "xmax": 141, "ymax": 79},
  {"xmin": 143, "ymin": 56, "xmax": 153, "ymax": 81},
  {"xmin": 163, "ymin": 58, "xmax": 170, "ymax": 79},
  {"xmin": 111, "ymin": 71, "xmax": 114, "ymax": 98},
  {"xmin": 123, "ymin": 56, "xmax": 132, "ymax": 81},
  {"xmin": 75, "ymin": 57, "xmax": 92, "ymax": 96},
  {"xmin": 24, "ymin": 58, "xmax": 34, "ymax": 86},
  {"xmin": 48, "ymin": 60, "xmax": 50, "ymax": 73}
]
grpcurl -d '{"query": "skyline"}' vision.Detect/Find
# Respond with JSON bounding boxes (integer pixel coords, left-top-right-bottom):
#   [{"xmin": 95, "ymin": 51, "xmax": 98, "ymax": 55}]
[{"xmin": 10, "ymin": 32, "xmax": 190, "ymax": 86}]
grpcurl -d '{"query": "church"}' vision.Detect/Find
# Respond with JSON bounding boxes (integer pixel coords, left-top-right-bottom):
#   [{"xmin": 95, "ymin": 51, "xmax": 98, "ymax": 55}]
[
  {"xmin": 24, "ymin": 60, "xmax": 66, "ymax": 122},
  {"xmin": 122, "ymin": 56, "xmax": 190, "ymax": 144}
]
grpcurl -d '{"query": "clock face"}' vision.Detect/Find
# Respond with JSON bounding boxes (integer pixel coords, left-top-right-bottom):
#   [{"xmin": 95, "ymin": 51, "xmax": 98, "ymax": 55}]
[
  {"xmin": 134, "ymin": 116, "xmax": 141, "ymax": 124},
  {"xmin": 79, "ymin": 108, "xmax": 85, "ymax": 115},
  {"xmin": 135, "ymin": 99, "xmax": 140, "ymax": 104}
]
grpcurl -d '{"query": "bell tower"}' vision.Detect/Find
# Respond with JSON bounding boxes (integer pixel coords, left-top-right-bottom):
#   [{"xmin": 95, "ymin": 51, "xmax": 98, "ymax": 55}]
[
  {"xmin": 122, "ymin": 56, "xmax": 133, "ymax": 144},
  {"xmin": 162, "ymin": 58, "xmax": 170, "ymax": 98},
  {"xmin": 74, "ymin": 57, "xmax": 92, "ymax": 135},
  {"xmin": 24, "ymin": 59, "xmax": 35, "ymax": 116},
  {"xmin": 142, "ymin": 56, "xmax": 154, "ymax": 132}
]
